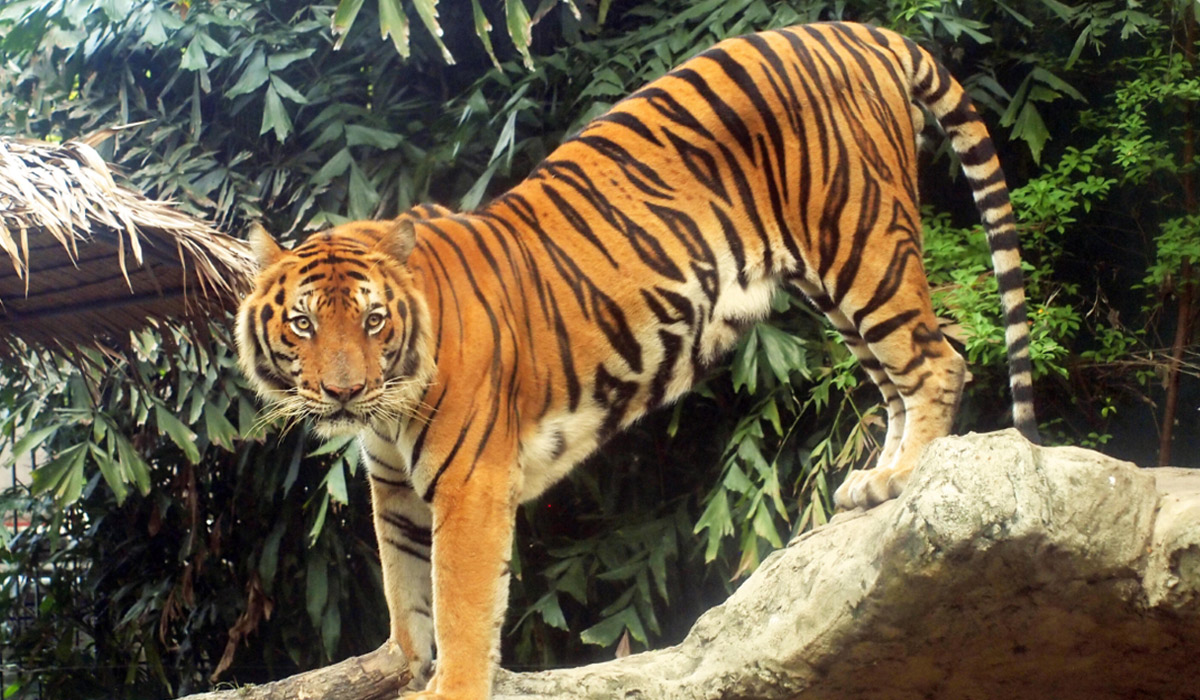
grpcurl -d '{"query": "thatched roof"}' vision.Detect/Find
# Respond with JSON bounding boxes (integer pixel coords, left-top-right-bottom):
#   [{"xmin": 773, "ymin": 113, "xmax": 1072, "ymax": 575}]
[{"xmin": 0, "ymin": 136, "xmax": 255, "ymax": 355}]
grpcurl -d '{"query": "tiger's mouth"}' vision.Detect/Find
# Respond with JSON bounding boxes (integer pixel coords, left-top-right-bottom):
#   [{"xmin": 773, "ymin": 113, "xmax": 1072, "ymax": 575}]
[{"xmin": 309, "ymin": 404, "xmax": 373, "ymax": 435}]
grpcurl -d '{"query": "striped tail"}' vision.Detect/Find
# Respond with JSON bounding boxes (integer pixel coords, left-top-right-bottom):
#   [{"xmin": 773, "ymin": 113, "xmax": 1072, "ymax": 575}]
[{"xmin": 906, "ymin": 40, "xmax": 1040, "ymax": 443}]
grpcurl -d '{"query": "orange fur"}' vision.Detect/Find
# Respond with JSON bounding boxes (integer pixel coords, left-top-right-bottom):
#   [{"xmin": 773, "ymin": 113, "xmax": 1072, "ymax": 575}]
[{"xmin": 236, "ymin": 23, "xmax": 1037, "ymax": 698}]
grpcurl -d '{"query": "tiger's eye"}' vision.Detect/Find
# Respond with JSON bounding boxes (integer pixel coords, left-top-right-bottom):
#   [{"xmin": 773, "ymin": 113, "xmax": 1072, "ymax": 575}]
[
  {"xmin": 366, "ymin": 311, "xmax": 387, "ymax": 332},
  {"xmin": 290, "ymin": 316, "xmax": 313, "ymax": 336}
]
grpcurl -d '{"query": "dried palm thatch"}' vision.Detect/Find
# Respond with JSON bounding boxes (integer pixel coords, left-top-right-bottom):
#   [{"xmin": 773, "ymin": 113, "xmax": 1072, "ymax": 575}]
[{"xmin": 0, "ymin": 135, "xmax": 255, "ymax": 356}]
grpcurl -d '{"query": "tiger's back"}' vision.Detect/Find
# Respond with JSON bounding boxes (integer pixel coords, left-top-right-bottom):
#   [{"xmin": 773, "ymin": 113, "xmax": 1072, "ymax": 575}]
[{"xmin": 237, "ymin": 22, "xmax": 1036, "ymax": 699}]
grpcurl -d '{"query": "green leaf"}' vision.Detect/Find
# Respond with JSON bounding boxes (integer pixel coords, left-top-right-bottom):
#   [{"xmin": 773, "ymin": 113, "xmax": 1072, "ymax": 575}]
[
  {"xmin": 270, "ymin": 74, "xmax": 309, "ymax": 105},
  {"xmin": 378, "ymin": 0, "xmax": 411, "ymax": 58},
  {"xmin": 10, "ymin": 424, "xmax": 59, "ymax": 464},
  {"xmin": 579, "ymin": 606, "xmax": 643, "ymax": 647},
  {"xmin": 259, "ymin": 521, "xmax": 287, "ymax": 590},
  {"xmin": 348, "ymin": 160, "xmax": 380, "ymax": 219},
  {"xmin": 321, "ymin": 596, "xmax": 342, "ymax": 659},
  {"xmin": 31, "ymin": 443, "xmax": 87, "ymax": 505},
  {"xmin": 505, "ymin": 0, "xmax": 534, "ymax": 70},
  {"xmin": 694, "ymin": 490, "xmax": 733, "ymax": 562},
  {"xmin": 89, "ymin": 443, "xmax": 129, "ymax": 505},
  {"xmin": 331, "ymin": 0, "xmax": 365, "ymax": 50},
  {"xmin": 412, "ymin": 0, "xmax": 454, "ymax": 64},
  {"xmin": 226, "ymin": 51, "xmax": 269, "ymax": 98},
  {"xmin": 111, "ymin": 430, "xmax": 151, "ymax": 495},
  {"xmin": 267, "ymin": 49, "xmax": 316, "ymax": 72},
  {"xmin": 204, "ymin": 404, "xmax": 238, "ymax": 452},
  {"xmin": 261, "ymin": 84, "xmax": 293, "ymax": 141},
  {"xmin": 155, "ymin": 404, "xmax": 200, "ymax": 464},
  {"xmin": 181, "ymin": 35, "xmax": 208, "ymax": 71},
  {"xmin": 313, "ymin": 147, "xmax": 354, "ymax": 185},
  {"xmin": 345, "ymin": 124, "xmax": 402, "ymax": 149},
  {"xmin": 326, "ymin": 461, "xmax": 349, "ymax": 505},
  {"xmin": 309, "ymin": 491, "xmax": 330, "ymax": 543},
  {"xmin": 309, "ymin": 435, "xmax": 355, "ymax": 457},
  {"xmin": 471, "ymin": 0, "xmax": 499, "ymax": 69},
  {"xmin": 306, "ymin": 554, "xmax": 329, "ymax": 628}
]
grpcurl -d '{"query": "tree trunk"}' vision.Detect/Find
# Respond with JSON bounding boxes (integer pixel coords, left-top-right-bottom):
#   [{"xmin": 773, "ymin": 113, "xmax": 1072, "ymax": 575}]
[{"xmin": 182, "ymin": 431, "xmax": 1200, "ymax": 700}]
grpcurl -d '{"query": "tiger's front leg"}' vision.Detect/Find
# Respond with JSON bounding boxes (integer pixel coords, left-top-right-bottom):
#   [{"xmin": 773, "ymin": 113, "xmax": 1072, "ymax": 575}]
[
  {"xmin": 368, "ymin": 466, "xmax": 436, "ymax": 685},
  {"xmin": 406, "ymin": 444, "xmax": 519, "ymax": 699}
]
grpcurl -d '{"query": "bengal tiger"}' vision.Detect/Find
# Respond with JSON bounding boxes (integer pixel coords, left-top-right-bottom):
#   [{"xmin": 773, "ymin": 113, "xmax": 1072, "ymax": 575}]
[{"xmin": 236, "ymin": 21, "xmax": 1038, "ymax": 699}]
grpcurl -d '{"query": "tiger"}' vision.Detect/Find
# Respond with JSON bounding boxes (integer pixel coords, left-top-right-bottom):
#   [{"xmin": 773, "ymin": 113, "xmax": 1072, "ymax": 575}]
[{"xmin": 236, "ymin": 21, "xmax": 1038, "ymax": 699}]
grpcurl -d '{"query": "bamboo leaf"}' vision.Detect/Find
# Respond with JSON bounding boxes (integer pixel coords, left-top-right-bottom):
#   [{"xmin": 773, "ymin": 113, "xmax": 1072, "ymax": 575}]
[
  {"xmin": 471, "ymin": 0, "xmax": 499, "ymax": 69},
  {"xmin": 180, "ymin": 35, "xmax": 208, "ymax": 71},
  {"xmin": 10, "ymin": 424, "xmax": 59, "ymax": 464},
  {"xmin": 412, "ymin": 0, "xmax": 455, "ymax": 64},
  {"xmin": 330, "ymin": 0, "xmax": 365, "ymax": 50},
  {"xmin": 260, "ymin": 84, "xmax": 293, "ymax": 141},
  {"xmin": 226, "ymin": 50, "xmax": 269, "ymax": 98},
  {"xmin": 270, "ymin": 74, "xmax": 309, "ymax": 105},
  {"xmin": 506, "ymin": 0, "xmax": 534, "ymax": 69},
  {"xmin": 378, "ymin": 0, "xmax": 410, "ymax": 57},
  {"xmin": 155, "ymin": 404, "xmax": 200, "ymax": 464},
  {"xmin": 89, "ymin": 443, "xmax": 129, "ymax": 505}
]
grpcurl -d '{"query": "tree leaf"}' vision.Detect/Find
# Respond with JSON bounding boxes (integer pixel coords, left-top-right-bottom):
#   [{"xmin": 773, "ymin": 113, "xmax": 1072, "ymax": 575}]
[
  {"xmin": 270, "ymin": 74, "xmax": 309, "ymax": 105},
  {"xmin": 326, "ymin": 461, "xmax": 349, "ymax": 505},
  {"xmin": 10, "ymin": 424, "xmax": 59, "ymax": 464},
  {"xmin": 260, "ymin": 84, "xmax": 293, "ymax": 141},
  {"xmin": 89, "ymin": 443, "xmax": 128, "ymax": 505},
  {"xmin": 506, "ymin": 0, "xmax": 534, "ymax": 70},
  {"xmin": 226, "ymin": 50, "xmax": 269, "ymax": 98},
  {"xmin": 378, "ymin": 0, "xmax": 410, "ymax": 58},
  {"xmin": 155, "ymin": 404, "xmax": 200, "ymax": 464},
  {"xmin": 412, "ymin": 0, "xmax": 454, "ymax": 64},
  {"xmin": 330, "ymin": 0, "xmax": 365, "ymax": 50},
  {"xmin": 267, "ymin": 48, "xmax": 315, "ymax": 71},
  {"xmin": 180, "ymin": 35, "xmax": 208, "ymax": 71},
  {"xmin": 471, "ymin": 0, "xmax": 499, "ymax": 69},
  {"xmin": 345, "ymin": 124, "xmax": 402, "ymax": 149}
]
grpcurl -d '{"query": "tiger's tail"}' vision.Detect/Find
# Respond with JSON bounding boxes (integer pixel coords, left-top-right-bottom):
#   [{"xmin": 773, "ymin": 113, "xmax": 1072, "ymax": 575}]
[{"xmin": 905, "ymin": 39, "xmax": 1040, "ymax": 443}]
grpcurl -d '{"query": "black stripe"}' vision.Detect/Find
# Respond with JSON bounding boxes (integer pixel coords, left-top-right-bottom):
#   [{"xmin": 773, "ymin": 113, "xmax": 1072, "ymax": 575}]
[
  {"xmin": 384, "ymin": 536, "xmax": 431, "ymax": 562},
  {"xmin": 370, "ymin": 473, "xmax": 409, "ymax": 488},
  {"xmin": 988, "ymin": 228, "xmax": 1020, "ymax": 253},
  {"xmin": 646, "ymin": 330, "xmax": 684, "ymax": 409},
  {"xmin": 974, "ymin": 189, "xmax": 1011, "ymax": 216},
  {"xmin": 595, "ymin": 111, "xmax": 662, "ymax": 146},
  {"xmin": 996, "ymin": 267, "xmax": 1024, "ymax": 292},
  {"xmin": 959, "ymin": 140, "xmax": 997, "ymax": 168},
  {"xmin": 862, "ymin": 308, "xmax": 921, "ymax": 344},
  {"xmin": 671, "ymin": 66, "xmax": 756, "ymax": 166}
]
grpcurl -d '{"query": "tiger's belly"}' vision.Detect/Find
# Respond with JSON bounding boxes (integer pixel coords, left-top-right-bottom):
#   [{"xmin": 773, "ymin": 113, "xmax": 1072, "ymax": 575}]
[
  {"xmin": 518, "ymin": 408, "xmax": 607, "ymax": 502},
  {"xmin": 516, "ymin": 273, "xmax": 781, "ymax": 503}
]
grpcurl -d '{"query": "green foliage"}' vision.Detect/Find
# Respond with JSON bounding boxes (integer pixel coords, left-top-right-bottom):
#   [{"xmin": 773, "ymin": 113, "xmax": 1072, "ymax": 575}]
[{"xmin": 0, "ymin": 0, "xmax": 1197, "ymax": 696}]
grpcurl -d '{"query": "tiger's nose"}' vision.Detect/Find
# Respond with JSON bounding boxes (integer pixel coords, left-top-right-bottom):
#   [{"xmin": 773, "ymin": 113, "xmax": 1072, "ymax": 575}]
[{"xmin": 322, "ymin": 382, "xmax": 364, "ymax": 403}]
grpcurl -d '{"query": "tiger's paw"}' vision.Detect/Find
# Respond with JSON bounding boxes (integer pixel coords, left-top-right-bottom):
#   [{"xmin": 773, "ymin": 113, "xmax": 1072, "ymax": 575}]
[{"xmin": 834, "ymin": 465, "xmax": 911, "ymax": 510}]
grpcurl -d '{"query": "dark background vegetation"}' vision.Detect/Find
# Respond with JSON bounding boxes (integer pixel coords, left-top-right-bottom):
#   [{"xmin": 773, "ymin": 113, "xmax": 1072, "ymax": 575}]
[{"xmin": 0, "ymin": 0, "xmax": 1196, "ymax": 697}]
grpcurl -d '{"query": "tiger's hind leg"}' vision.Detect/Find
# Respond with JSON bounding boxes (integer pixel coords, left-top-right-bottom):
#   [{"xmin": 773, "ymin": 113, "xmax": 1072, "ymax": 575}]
[
  {"xmin": 791, "ymin": 281, "xmax": 906, "ymax": 469},
  {"xmin": 823, "ymin": 235, "xmax": 968, "ymax": 511}
]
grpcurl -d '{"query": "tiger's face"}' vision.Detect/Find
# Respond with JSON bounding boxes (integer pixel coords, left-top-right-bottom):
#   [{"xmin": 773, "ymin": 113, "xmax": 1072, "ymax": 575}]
[{"xmin": 235, "ymin": 218, "xmax": 431, "ymax": 438}]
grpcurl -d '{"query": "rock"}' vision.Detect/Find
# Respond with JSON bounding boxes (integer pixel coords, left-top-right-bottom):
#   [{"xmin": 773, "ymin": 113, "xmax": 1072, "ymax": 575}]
[{"xmin": 493, "ymin": 430, "xmax": 1200, "ymax": 700}]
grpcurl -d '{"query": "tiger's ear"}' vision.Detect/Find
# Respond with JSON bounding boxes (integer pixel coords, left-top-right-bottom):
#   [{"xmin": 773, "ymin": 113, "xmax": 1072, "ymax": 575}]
[
  {"xmin": 247, "ymin": 223, "xmax": 285, "ymax": 270},
  {"xmin": 380, "ymin": 217, "xmax": 418, "ymax": 263}
]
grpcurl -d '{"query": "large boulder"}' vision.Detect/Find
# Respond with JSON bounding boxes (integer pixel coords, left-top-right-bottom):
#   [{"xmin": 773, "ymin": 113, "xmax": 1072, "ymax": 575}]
[
  {"xmin": 494, "ymin": 430, "xmax": 1200, "ymax": 699},
  {"xmin": 181, "ymin": 430, "xmax": 1200, "ymax": 699}
]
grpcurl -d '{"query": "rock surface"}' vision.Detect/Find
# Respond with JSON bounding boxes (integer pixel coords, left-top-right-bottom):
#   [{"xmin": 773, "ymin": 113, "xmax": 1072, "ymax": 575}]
[
  {"xmin": 180, "ymin": 430, "xmax": 1200, "ymax": 699},
  {"xmin": 493, "ymin": 430, "xmax": 1200, "ymax": 699}
]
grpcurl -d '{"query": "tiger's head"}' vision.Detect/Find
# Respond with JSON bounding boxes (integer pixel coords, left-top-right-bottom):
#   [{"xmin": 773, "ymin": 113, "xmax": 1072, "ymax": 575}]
[{"xmin": 235, "ymin": 214, "xmax": 434, "ymax": 438}]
